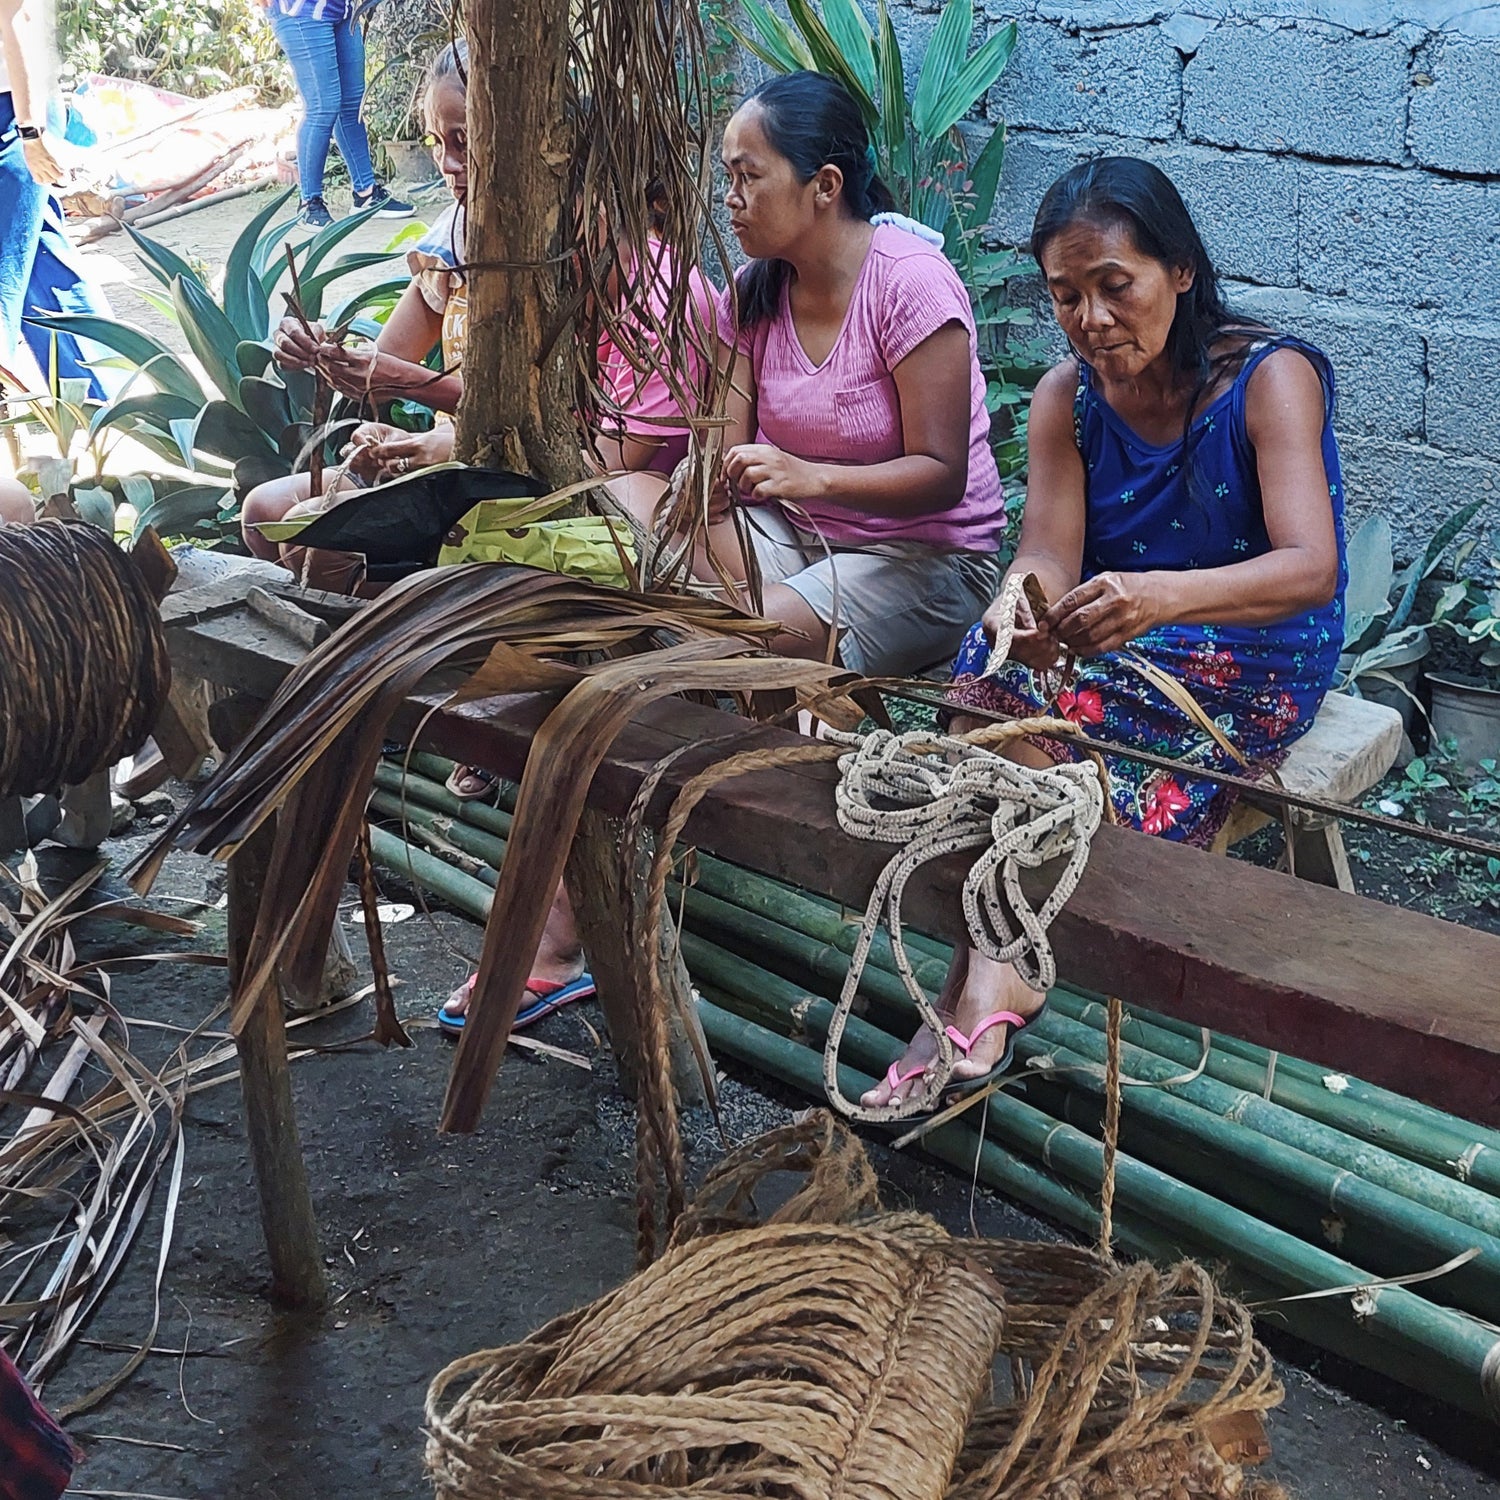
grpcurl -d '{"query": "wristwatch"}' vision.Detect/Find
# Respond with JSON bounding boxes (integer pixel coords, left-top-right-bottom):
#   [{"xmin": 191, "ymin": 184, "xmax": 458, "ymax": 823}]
[{"xmin": 16, "ymin": 124, "xmax": 42, "ymax": 140}]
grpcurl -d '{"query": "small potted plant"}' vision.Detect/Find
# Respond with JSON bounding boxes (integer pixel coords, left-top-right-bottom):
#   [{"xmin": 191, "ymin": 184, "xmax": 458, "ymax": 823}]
[{"xmin": 1428, "ymin": 532, "xmax": 1500, "ymax": 768}]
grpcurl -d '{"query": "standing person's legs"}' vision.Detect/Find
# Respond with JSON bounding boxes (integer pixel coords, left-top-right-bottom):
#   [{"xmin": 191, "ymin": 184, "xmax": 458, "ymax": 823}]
[
  {"xmin": 271, "ymin": 12, "xmax": 342, "ymax": 203},
  {"xmin": 0, "ymin": 95, "xmax": 46, "ymax": 372},
  {"xmin": 329, "ymin": 14, "xmax": 376, "ymax": 197},
  {"xmin": 20, "ymin": 200, "xmax": 123, "ymax": 401}
]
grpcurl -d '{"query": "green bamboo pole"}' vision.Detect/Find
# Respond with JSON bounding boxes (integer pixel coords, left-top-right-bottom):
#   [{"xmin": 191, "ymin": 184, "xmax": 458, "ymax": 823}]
[
  {"xmin": 365, "ymin": 798, "xmax": 1500, "ymax": 1415},
  {"xmin": 1019, "ymin": 1009, "xmax": 1500, "ymax": 1249},
  {"xmin": 692, "ymin": 984, "xmax": 1184, "ymax": 1265},
  {"xmin": 1108, "ymin": 1001, "xmax": 1500, "ymax": 1173},
  {"xmin": 377, "ymin": 764, "xmax": 1500, "ymax": 1202},
  {"xmin": 694, "ymin": 994, "xmax": 1500, "ymax": 1422},
  {"xmin": 1019, "ymin": 1066, "xmax": 1500, "ymax": 1324},
  {"xmin": 367, "ymin": 824, "xmax": 492, "ymax": 925}
]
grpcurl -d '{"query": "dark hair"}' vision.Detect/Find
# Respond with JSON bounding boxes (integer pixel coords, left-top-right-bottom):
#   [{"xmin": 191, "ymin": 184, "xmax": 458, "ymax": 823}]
[
  {"xmin": 1031, "ymin": 156, "xmax": 1259, "ymax": 398},
  {"xmin": 734, "ymin": 72, "xmax": 896, "ymax": 327}
]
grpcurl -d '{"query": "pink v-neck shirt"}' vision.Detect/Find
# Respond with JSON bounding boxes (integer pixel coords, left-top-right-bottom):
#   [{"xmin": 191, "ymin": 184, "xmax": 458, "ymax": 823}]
[{"xmin": 717, "ymin": 224, "xmax": 1006, "ymax": 551}]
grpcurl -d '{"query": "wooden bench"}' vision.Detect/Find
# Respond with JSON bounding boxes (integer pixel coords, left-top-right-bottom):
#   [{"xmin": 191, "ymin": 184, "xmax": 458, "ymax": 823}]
[
  {"xmin": 1210, "ymin": 692, "xmax": 1404, "ymax": 892},
  {"xmin": 157, "ymin": 579, "xmax": 1500, "ymax": 1127}
]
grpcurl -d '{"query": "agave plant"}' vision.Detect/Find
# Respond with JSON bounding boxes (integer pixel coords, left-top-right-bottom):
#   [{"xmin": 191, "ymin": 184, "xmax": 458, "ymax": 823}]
[{"xmin": 25, "ymin": 188, "xmax": 412, "ymax": 541}]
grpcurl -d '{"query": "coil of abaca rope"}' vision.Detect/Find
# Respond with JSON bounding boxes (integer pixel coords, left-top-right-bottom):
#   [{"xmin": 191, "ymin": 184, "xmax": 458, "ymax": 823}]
[{"xmin": 0, "ymin": 520, "xmax": 170, "ymax": 798}]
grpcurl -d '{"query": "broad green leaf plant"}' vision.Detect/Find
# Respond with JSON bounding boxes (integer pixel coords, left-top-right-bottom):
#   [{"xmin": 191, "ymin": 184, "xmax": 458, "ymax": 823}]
[
  {"xmin": 732, "ymin": 0, "xmax": 1047, "ymax": 487},
  {"xmin": 25, "ymin": 188, "xmax": 410, "ymax": 543},
  {"xmin": 1336, "ymin": 497, "xmax": 1487, "ymax": 699}
]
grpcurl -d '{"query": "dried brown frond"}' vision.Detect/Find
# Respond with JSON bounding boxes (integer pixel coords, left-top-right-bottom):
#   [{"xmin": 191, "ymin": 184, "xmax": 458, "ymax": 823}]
[{"xmin": 0, "ymin": 858, "xmax": 228, "ymax": 1413}]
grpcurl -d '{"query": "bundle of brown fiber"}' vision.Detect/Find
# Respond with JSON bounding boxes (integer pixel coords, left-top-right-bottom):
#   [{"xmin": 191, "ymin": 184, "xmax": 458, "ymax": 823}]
[
  {"xmin": 425, "ymin": 1115, "xmax": 1288, "ymax": 1500},
  {"xmin": 0, "ymin": 521, "xmax": 169, "ymax": 797}
]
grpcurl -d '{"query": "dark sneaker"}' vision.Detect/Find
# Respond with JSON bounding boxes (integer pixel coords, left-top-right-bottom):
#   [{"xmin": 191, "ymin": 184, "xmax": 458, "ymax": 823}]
[
  {"xmin": 299, "ymin": 195, "xmax": 334, "ymax": 229},
  {"xmin": 352, "ymin": 183, "xmax": 414, "ymax": 219}
]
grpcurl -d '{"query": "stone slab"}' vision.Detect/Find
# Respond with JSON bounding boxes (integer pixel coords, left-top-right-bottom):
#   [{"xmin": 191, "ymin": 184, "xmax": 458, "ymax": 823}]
[
  {"xmin": 987, "ymin": 129, "xmax": 1298, "ymax": 286},
  {"xmin": 1229, "ymin": 283, "xmax": 1426, "ymax": 441},
  {"xmin": 1337, "ymin": 436, "xmax": 1500, "ymax": 566},
  {"xmin": 989, "ymin": 18, "xmax": 1183, "ymax": 140},
  {"xmin": 1425, "ymin": 323, "xmax": 1500, "ymax": 462},
  {"xmin": 1297, "ymin": 163, "xmax": 1500, "ymax": 317}
]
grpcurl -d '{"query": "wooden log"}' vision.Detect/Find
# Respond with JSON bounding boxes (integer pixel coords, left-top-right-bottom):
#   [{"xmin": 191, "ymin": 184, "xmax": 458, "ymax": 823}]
[{"xmin": 227, "ymin": 816, "xmax": 327, "ymax": 1309}]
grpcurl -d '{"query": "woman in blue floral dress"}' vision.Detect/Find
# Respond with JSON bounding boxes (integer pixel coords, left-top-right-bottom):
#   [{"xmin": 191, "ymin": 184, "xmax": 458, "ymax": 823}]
[{"xmin": 864, "ymin": 157, "xmax": 1347, "ymax": 1110}]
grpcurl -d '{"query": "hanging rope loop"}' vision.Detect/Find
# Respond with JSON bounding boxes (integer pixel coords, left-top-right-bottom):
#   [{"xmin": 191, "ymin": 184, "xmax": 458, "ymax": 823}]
[{"xmin": 819, "ymin": 721, "xmax": 1104, "ymax": 1125}]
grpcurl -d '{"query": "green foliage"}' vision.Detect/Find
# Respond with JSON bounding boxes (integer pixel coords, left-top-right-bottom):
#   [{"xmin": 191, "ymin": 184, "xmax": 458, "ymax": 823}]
[
  {"xmin": 731, "ymin": 0, "xmax": 1046, "ymax": 483},
  {"xmin": 26, "ymin": 191, "xmax": 410, "ymax": 542},
  {"xmin": 700, "ymin": 0, "xmax": 741, "ymax": 119},
  {"xmin": 1431, "ymin": 536, "xmax": 1500, "ymax": 676},
  {"xmin": 0, "ymin": 350, "xmax": 231, "ymax": 542},
  {"xmin": 58, "ymin": 0, "xmax": 292, "ymax": 102},
  {"xmin": 1336, "ymin": 499, "xmax": 1487, "ymax": 694},
  {"xmin": 362, "ymin": 0, "xmax": 454, "ymax": 144}
]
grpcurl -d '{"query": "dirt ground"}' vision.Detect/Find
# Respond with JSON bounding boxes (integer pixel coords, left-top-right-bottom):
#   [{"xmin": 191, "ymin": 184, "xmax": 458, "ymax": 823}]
[{"xmin": 21, "ymin": 809, "xmax": 1499, "ymax": 1500}]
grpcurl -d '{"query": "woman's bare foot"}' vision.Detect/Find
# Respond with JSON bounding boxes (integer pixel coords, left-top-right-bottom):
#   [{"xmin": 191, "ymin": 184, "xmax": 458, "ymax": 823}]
[
  {"xmin": 445, "ymin": 765, "xmax": 496, "ymax": 800},
  {"xmin": 441, "ymin": 879, "xmax": 585, "ymax": 1020},
  {"xmin": 859, "ymin": 948, "xmax": 1045, "ymax": 1109}
]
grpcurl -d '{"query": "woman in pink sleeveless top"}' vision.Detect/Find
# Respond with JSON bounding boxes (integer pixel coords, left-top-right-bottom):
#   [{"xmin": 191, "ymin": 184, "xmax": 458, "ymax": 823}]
[{"xmin": 615, "ymin": 70, "xmax": 1005, "ymax": 675}]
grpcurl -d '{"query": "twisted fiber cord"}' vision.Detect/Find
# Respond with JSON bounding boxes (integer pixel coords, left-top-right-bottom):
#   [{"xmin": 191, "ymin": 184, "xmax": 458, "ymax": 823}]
[
  {"xmin": 1098, "ymin": 996, "xmax": 1124, "ymax": 1262},
  {"xmin": 425, "ymin": 1221, "xmax": 1007, "ymax": 1500},
  {"xmin": 629, "ymin": 739, "xmax": 845, "ymax": 1252},
  {"xmin": 619, "ymin": 729, "xmax": 763, "ymax": 1262},
  {"xmin": 668, "ymin": 1111, "xmax": 881, "ymax": 1247},
  {"xmin": 0, "ymin": 520, "xmax": 170, "ymax": 798},
  {"xmin": 822, "ymin": 721, "xmax": 1105, "ymax": 1123}
]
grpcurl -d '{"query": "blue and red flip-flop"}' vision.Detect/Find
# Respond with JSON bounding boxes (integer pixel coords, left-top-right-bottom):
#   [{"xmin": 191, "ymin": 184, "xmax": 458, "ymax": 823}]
[{"xmin": 436, "ymin": 972, "xmax": 596, "ymax": 1036}]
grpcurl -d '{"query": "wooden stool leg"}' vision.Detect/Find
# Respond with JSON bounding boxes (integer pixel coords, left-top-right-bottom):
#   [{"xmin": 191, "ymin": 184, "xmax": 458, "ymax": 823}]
[
  {"xmin": 228, "ymin": 818, "xmax": 328, "ymax": 1308},
  {"xmin": 1283, "ymin": 816, "xmax": 1355, "ymax": 893}
]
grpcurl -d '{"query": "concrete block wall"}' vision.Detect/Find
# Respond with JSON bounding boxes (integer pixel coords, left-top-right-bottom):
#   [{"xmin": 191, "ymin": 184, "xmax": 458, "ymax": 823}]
[{"xmin": 935, "ymin": 0, "xmax": 1500, "ymax": 561}]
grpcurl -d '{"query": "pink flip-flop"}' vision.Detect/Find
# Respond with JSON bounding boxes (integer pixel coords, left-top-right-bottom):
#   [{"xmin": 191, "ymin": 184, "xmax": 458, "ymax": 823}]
[{"xmin": 879, "ymin": 1000, "xmax": 1048, "ymax": 1106}]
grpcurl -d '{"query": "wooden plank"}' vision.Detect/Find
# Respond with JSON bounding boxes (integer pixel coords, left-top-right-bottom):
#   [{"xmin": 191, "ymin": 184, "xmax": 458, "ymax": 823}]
[
  {"xmin": 227, "ymin": 817, "xmax": 328, "ymax": 1308},
  {"xmin": 167, "ymin": 614, "xmax": 1500, "ymax": 1127},
  {"xmin": 412, "ymin": 691, "xmax": 1500, "ymax": 1128}
]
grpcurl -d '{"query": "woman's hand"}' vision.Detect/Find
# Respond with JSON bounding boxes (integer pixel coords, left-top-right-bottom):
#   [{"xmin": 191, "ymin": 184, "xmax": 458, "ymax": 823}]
[
  {"xmin": 363, "ymin": 426, "xmax": 455, "ymax": 482},
  {"xmin": 983, "ymin": 584, "xmax": 1062, "ymax": 672},
  {"xmin": 724, "ymin": 443, "xmax": 826, "ymax": 504},
  {"xmin": 273, "ymin": 317, "xmax": 329, "ymax": 373},
  {"xmin": 1045, "ymin": 572, "xmax": 1164, "ymax": 656}
]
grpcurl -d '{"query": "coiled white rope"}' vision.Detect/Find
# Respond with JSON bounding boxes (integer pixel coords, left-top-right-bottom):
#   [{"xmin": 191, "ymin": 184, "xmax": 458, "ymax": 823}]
[{"xmin": 820, "ymin": 573, "xmax": 1106, "ymax": 1124}]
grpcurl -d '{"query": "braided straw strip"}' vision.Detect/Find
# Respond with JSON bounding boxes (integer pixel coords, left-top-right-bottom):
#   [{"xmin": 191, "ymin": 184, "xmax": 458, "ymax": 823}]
[{"xmin": 0, "ymin": 520, "xmax": 170, "ymax": 798}]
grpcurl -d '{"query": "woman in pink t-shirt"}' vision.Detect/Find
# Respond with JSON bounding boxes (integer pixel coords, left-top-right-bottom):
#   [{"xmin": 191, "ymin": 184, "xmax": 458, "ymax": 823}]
[{"xmin": 615, "ymin": 71, "xmax": 1005, "ymax": 674}]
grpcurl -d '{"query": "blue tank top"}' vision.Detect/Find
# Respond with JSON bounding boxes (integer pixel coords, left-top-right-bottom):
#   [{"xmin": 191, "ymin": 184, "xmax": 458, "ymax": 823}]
[{"xmin": 1075, "ymin": 337, "xmax": 1347, "ymax": 701}]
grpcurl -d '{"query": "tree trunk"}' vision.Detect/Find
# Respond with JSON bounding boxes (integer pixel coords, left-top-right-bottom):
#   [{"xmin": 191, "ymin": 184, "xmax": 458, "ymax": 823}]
[{"xmin": 458, "ymin": 0, "xmax": 580, "ymax": 487}]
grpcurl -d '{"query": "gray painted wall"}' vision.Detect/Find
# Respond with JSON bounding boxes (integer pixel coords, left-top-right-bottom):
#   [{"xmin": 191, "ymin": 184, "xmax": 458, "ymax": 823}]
[{"xmin": 882, "ymin": 1, "xmax": 1500, "ymax": 558}]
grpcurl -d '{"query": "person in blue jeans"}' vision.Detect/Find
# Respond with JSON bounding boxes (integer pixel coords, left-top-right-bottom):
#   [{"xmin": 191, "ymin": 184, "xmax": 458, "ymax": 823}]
[
  {"xmin": 262, "ymin": 0, "xmax": 413, "ymax": 228},
  {"xmin": 0, "ymin": 0, "xmax": 116, "ymax": 402}
]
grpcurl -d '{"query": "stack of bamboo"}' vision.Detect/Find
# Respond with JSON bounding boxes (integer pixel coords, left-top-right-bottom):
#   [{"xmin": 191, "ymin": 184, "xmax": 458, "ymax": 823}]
[{"xmin": 370, "ymin": 753, "xmax": 1500, "ymax": 1422}]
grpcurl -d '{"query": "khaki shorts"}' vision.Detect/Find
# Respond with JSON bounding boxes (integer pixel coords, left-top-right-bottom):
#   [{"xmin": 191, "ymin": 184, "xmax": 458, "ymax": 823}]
[{"xmin": 745, "ymin": 504, "xmax": 1002, "ymax": 677}]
